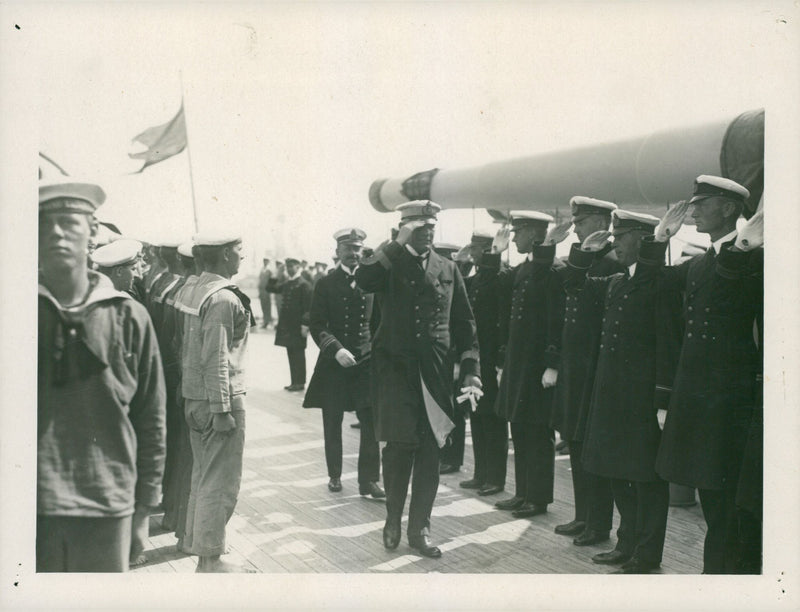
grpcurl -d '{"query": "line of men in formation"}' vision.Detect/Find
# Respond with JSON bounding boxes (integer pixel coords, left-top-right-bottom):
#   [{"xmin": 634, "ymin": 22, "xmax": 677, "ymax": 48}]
[{"xmin": 37, "ymin": 172, "xmax": 762, "ymax": 574}]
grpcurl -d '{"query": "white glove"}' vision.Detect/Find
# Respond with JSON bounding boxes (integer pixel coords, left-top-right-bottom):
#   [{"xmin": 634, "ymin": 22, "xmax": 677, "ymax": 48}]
[
  {"xmin": 541, "ymin": 367, "xmax": 558, "ymax": 388},
  {"xmin": 396, "ymin": 219, "xmax": 426, "ymax": 246},
  {"xmin": 544, "ymin": 221, "xmax": 573, "ymax": 246},
  {"xmin": 457, "ymin": 385, "xmax": 484, "ymax": 413},
  {"xmin": 491, "ymin": 226, "xmax": 511, "ymax": 254},
  {"xmin": 581, "ymin": 230, "xmax": 612, "ymax": 253},
  {"xmin": 495, "ymin": 367, "xmax": 503, "ymax": 386},
  {"xmin": 654, "ymin": 201, "xmax": 689, "ymax": 242},
  {"xmin": 657, "ymin": 408, "xmax": 667, "ymax": 431},
  {"xmin": 335, "ymin": 347, "xmax": 357, "ymax": 367},
  {"xmin": 733, "ymin": 209, "xmax": 763, "ymax": 251},
  {"xmin": 300, "ymin": 325, "xmax": 309, "ymax": 338}
]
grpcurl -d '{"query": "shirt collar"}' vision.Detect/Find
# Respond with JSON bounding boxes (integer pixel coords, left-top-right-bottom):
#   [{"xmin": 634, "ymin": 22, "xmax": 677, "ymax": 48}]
[
  {"xmin": 286, "ymin": 269, "xmax": 302, "ymax": 281},
  {"xmin": 405, "ymin": 244, "xmax": 423, "ymax": 257},
  {"xmin": 712, "ymin": 230, "xmax": 738, "ymax": 254},
  {"xmin": 338, "ymin": 263, "xmax": 357, "ymax": 276},
  {"xmin": 628, "ymin": 262, "xmax": 637, "ymax": 277}
]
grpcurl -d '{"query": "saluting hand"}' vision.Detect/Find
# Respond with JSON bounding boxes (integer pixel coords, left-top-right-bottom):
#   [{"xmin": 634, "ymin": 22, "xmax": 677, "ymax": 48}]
[
  {"xmin": 491, "ymin": 225, "xmax": 511, "ymax": 254},
  {"xmin": 544, "ymin": 221, "xmax": 573, "ymax": 246},
  {"xmin": 453, "ymin": 244, "xmax": 472, "ymax": 263},
  {"xmin": 732, "ymin": 209, "xmax": 763, "ymax": 251},
  {"xmin": 335, "ymin": 347, "xmax": 357, "ymax": 368},
  {"xmin": 541, "ymin": 367, "xmax": 558, "ymax": 388},
  {"xmin": 581, "ymin": 230, "xmax": 612, "ymax": 252},
  {"xmin": 396, "ymin": 219, "xmax": 426, "ymax": 246},
  {"xmin": 654, "ymin": 200, "xmax": 689, "ymax": 242}
]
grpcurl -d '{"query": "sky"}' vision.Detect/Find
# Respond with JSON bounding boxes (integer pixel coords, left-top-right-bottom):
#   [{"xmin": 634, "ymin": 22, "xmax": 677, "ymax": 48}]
[{"xmin": 18, "ymin": 1, "xmax": 789, "ymax": 274}]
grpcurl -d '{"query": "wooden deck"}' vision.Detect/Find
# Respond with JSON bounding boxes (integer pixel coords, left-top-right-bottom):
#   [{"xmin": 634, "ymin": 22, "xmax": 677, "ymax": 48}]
[{"xmin": 133, "ymin": 328, "xmax": 706, "ymax": 574}]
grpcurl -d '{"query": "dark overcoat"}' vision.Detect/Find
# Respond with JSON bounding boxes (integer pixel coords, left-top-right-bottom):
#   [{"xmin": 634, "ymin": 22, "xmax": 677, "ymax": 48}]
[
  {"xmin": 566, "ymin": 242, "xmax": 683, "ymax": 483},
  {"xmin": 655, "ymin": 242, "xmax": 763, "ymax": 491},
  {"xmin": 269, "ymin": 275, "xmax": 312, "ymax": 349},
  {"xmin": 355, "ymin": 240, "xmax": 479, "ymax": 444},
  {"xmin": 303, "ymin": 267, "xmax": 374, "ymax": 413},
  {"xmin": 551, "ymin": 244, "xmax": 625, "ymax": 441},
  {"xmin": 462, "ymin": 255, "xmax": 507, "ymax": 416},
  {"xmin": 494, "ymin": 244, "xmax": 565, "ymax": 425}
]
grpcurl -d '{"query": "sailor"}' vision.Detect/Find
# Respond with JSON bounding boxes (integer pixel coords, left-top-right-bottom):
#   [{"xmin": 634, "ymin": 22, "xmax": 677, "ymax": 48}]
[
  {"xmin": 91, "ymin": 238, "xmax": 144, "ymax": 296},
  {"xmin": 37, "ymin": 178, "xmax": 166, "ymax": 571}
]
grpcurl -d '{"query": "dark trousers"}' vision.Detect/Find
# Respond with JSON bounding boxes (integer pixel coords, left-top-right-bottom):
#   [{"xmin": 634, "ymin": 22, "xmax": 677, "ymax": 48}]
[
  {"xmin": 173, "ymin": 403, "xmax": 194, "ymax": 544},
  {"xmin": 37, "ymin": 515, "xmax": 132, "ymax": 572},
  {"xmin": 322, "ymin": 407, "xmax": 380, "ymax": 484},
  {"xmin": 698, "ymin": 485, "xmax": 757, "ymax": 574},
  {"xmin": 569, "ymin": 440, "xmax": 613, "ymax": 531},
  {"xmin": 382, "ymin": 419, "xmax": 440, "ymax": 536},
  {"xmin": 286, "ymin": 347, "xmax": 306, "ymax": 386},
  {"xmin": 259, "ymin": 293, "xmax": 272, "ymax": 326},
  {"xmin": 611, "ymin": 478, "xmax": 670, "ymax": 565},
  {"xmin": 510, "ymin": 421, "xmax": 554, "ymax": 505},
  {"xmin": 470, "ymin": 411, "xmax": 508, "ymax": 487},
  {"xmin": 440, "ymin": 408, "xmax": 465, "ymax": 467}
]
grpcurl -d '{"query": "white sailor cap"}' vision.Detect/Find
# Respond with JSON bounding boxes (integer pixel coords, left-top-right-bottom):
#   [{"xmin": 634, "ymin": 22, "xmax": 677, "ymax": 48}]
[
  {"xmin": 193, "ymin": 230, "xmax": 242, "ymax": 247},
  {"xmin": 690, "ymin": 175, "xmax": 750, "ymax": 204},
  {"xmin": 433, "ymin": 242, "xmax": 461, "ymax": 259},
  {"xmin": 39, "ymin": 178, "xmax": 106, "ymax": 214},
  {"xmin": 510, "ymin": 210, "xmax": 553, "ymax": 230},
  {"xmin": 396, "ymin": 200, "xmax": 441, "ymax": 224},
  {"xmin": 333, "ymin": 227, "xmax": 366, "ymax": 245},
  {"xmin": 91, "ymin": 239, "xmax": 142, "ymax": 268},
  {"xmin": 177, "ymin": 241, "xmax": 195, "ymax": 258},
  {"xmin": 570, "ymin": 196, "xmax": 617, "ymax": 221},
  {"xmin": 612, "ymin": 210, "xmax": 660, "ymax": 235},
  {"xmin": 470, "ymin": 229, "xmax": 495, "ymax": 247}
]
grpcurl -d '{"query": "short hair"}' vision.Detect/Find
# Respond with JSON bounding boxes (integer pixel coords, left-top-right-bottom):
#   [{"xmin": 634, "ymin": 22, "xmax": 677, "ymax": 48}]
[{"xmin": 197, "ymin": 244, "xmax": 225, "ymax": 266}]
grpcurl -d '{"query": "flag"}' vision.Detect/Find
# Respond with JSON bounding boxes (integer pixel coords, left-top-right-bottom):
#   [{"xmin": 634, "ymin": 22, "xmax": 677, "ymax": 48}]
[{"xmin": 129, "ymin": 104, "xmax": 187, "ymax": 172}]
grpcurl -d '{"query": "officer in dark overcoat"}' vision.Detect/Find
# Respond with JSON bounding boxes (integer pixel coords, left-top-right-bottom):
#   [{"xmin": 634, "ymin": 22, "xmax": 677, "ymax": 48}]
[
  {"xmin": 551, "ymin": 197, "xmax": 624, "ymax": 546},
  {"xmin": 564, "ymin": 209, "xmax": 684, "ymax": 574},
  {"xmin": 268, "ymin": 257, "xmax": 313, "ymax": 391},
  {"xmin": 652, "ymin": 176, "xmax": 764, "ymax": 574},
  {"xmin": 493, "ymin": 212, "xmax": 566, "ymax": 519},
  {"xmin": 303, "ymin": 228, "xmax": 383, "ymax": 498},
  {"xmin": 356, "ymin": 200, "xmax": 481, "ymax": 559},
  {"xmin": 456, "ymin": 229, "xmax": 509, "ymax": 497}
]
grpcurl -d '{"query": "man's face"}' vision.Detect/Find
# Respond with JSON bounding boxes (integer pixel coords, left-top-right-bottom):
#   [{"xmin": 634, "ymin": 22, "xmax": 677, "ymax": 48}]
[
  {"xmin": 286, "ymin": 261, "xmax": 300, "ymax": 276},
  {"xmin": 39, "ymin": 211, "xmax": 94, "ymax": 271},
  {"xmin": 573, "ymin": 214, "xmax": 608, "ymax": 243},
  {"xmin": 408, "ymin": 221, "xmax": 435, "ymax": 254},
  {"xmin": 691, "ymin": 197, "xmax": 735, "ymax": 236},
  {"xmin": 336, "ymin": 242, "xmax": 362, "ymax": 268},
  {"xmin": 511, "ymin": 224, "xmax": 546, "ymax": 254},
  {"xmin": 468, "ymin": 243, "xmax": 485, "ymax": 263},
  {"xmin": 225, "ymin": 242, "xmax": 243, "ymax": 276},
  {"xmin": 612, "ymin": 230, "xmax": 644, "ymax": 267},
  {"xmin": 113, "ymin": 261, "xmax": 138, "ymax": 291}
]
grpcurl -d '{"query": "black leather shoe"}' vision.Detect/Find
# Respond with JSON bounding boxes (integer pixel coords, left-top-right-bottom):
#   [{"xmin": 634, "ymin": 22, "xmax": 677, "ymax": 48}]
[
  {"xmin": 554, "ymin": 520, "xmax": 586, "ymax": 536},
  {"xmin": 495, "ymin": 496, "xmax": 525, "ymax": 510},
  {"xmin": 439, "ymin": 463, "xmax": 460, "ymax": 475},
  {"xmin": 383, "ymin": 520, "xmax": 401, "ymax": 550},
  {"xmin": 573, "ymin": 529, "xmax": 610, "ymax": 546},
  {"xmin": 283, "ymin": 384, "xmax": 293, "ymax": 390},
  {"xmin": 408, "ymin": 533, "xmax": 442, "ymax": 558},
  {"xmin": 592, "ymin": 550, "xmax": 631, "ymax": 565},
  {"xmin": 511, "ymin": 502, "xmax": 547, "ymax": 518},
  {"xmin": 477, "ymin": 484, "xmax": 504, "ymax": 496},
  {"xmin": 327, "ymin": 478, "xmax": 342, "ymax": 492},
  {"xmin": 459, "ymin": 478, "xmax": 485, "ymax": 489},
  {"xmin": 359, "ymin": 482, "xmax": 386, "ymax": 499},
  {"xmin": 611, "ymin": 558, "xmax": 660, "ymax": 574},
  {"xmin": 287, "ymin": 384, "xmax": 305, "ymax": 392}
]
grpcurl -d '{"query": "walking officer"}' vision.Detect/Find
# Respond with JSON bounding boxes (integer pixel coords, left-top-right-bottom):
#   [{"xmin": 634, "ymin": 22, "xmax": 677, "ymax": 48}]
[
  {"xmin": 303, "ymin": 227, "xmax": 384, "ymax": 498},
  {"xmin": 356, "ymin": 200, "xmax": 481, "ymax": 558}
]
